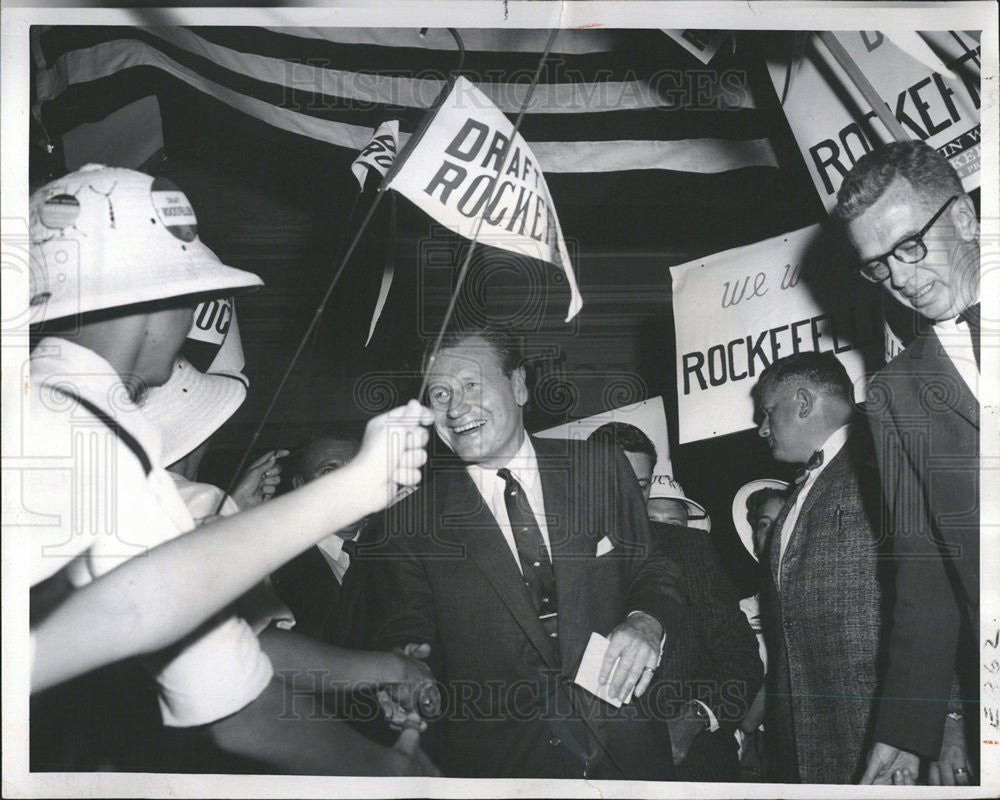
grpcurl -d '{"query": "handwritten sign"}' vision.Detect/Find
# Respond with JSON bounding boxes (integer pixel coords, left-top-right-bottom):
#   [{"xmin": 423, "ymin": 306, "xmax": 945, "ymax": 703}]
[{"xmin": 670, "ymin": 224, "xmax": 883, "ymax": 443}]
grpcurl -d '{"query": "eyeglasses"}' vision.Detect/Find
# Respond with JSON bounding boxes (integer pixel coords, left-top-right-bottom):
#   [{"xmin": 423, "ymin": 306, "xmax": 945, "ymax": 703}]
[{"xmin": 856, "ymin": 194, "xmax": 959, "ymax": 283}]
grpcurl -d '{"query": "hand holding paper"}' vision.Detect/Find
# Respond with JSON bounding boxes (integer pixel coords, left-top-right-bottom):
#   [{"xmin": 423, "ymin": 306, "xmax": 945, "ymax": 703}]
[
  {"xmin": 600, "ymin": 612, "xmax": 662, "ymax": 700},
  {"xmin": 574, "ymin": 633, "xmax": 633, "ymax": 708}
]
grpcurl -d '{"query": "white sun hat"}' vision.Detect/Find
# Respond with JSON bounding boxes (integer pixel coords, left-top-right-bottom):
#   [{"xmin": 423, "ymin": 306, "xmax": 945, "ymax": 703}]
[
  {"xmin": 649, "ymin": 473, "xmax": 710, "ymax": 531},
  {"xmin": 140, "ymin": 356, "xmax": 248, "ymax": 467},
  {"xmin": 29, "ymin": 164, "xmax": 262, "ymax": 324},
  {"xmin": 731, "ymin": 478, "xmax": 790, "ymax": 560}
]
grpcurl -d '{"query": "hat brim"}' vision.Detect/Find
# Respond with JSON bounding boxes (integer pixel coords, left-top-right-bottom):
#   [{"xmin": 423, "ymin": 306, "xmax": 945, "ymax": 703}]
[
  {"xmin": 731, "ymin": 478, "xmax": 789, "ymax": 559},
  {"xmin": 32, "ymin": 239, "xmax": 263, "ymax": 324},
  {"xmin": 140, "ymin": 357, "xmax": 248, "ymax": 466}
]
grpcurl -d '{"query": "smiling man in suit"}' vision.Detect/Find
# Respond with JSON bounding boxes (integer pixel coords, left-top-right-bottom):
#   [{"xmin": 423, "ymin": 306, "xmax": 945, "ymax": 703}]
[
  {"xmin": 754, "ymin": 352, "xmax": 888, "ymax": 783},
  {"xmin": 363, "ymin": 325, "xmax": 687, "ymax": 779},
  {"xmin": 835, "ymin": 141, "xmax": 980, "ymax": 786}
]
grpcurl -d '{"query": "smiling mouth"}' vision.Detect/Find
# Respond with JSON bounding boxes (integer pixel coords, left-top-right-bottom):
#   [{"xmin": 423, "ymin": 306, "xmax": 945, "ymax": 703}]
[
  {"xmin": 453, "ymin": 420, "xmax": 486, "ymax": 435},
  {"xmin": 906, "ymin": 282, "xmax": 935, "ymax": 304}
]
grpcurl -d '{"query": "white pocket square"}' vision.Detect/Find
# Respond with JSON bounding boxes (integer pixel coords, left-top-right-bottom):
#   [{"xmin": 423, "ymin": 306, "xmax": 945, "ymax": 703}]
[{"xmin": 595, "ymin": 536, "xmax": 614, "ymax": 557}]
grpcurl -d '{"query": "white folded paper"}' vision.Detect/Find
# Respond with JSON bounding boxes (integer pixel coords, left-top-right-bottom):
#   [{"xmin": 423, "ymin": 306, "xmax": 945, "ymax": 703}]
[{"xmin": 573, "ymin": 632, "xmax": 635, "ymax": 707}]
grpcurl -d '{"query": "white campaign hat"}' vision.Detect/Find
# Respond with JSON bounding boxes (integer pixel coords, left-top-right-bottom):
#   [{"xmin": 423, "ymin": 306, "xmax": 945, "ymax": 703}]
[
  {"xmin": 731, "ymin": 478, "xmax": 790, "ymax": 559},
  {"xmin": 649, "ymin": 473, "xmax": 710, "ymax": 531},
  {"xmin": 29, "ymin": 164, "xmax": 263, "ymax": 323},
  {"xmin": 140, "ymin": 357, "xmax": 248, "ymax": 466}
]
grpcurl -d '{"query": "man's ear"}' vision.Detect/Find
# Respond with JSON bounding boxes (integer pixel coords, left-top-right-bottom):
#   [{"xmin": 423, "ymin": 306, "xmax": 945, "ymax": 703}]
[
  {"xmin": 796, "ymin": 387, "xmax": 814, "ymax": 418},
  {"xmin": 510, "ymin": 366, "xmax": 528, "ymax": 407},
  {"xmin": 291, "ymin": 475, "xmax": 305, "ymax": 490},
  {"xmin": 951, "ymin": 194, "xmax": 979, "ymax": 242}
]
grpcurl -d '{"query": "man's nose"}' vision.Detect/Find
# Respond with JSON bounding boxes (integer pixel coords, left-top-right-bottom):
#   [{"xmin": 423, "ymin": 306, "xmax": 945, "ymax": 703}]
[
  {"xmin": 886, "ymin": 257, "xmax": 915, "ymax": 292},
  {"xmin": 758, "ymin": 419, "xmax": 769, "ymax": 438},
  {"xmin": 447, "ymin": 389, "xmax": 468, "ymax": 418}
]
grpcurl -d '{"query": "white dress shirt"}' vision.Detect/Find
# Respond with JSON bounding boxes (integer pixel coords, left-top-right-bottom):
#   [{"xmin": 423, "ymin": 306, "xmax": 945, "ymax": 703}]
[
  {"xmin": 466, "ymin": 434, "xmax": 551, "ymax": 572},
  {"xmin": 777, "ymin": 424, "xmax": 851, "ymax": 588},
  {"xmin": 316, "ymin": 532, "xmax": 357, "ymax": 585},
  {"xmin": 932, "ymin": 315, "xmax": 979, "ymax": 401}
]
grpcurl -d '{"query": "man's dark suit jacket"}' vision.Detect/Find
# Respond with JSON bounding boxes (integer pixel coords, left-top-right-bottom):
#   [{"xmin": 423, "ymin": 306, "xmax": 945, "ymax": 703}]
[
  {"xmin": 361, "ymin": 435, "xmax": 686, "ymax": 779},
  {"xmin": 866, "ymin": 329, "xmax": 979, "ymax": 760},
  {"xmin": 759, "ymin": 427, "xmax": 889, "ymax": 783},
  {"xmin": 648, "ymin": 521, "xmax": 763, "ymax": 782}
]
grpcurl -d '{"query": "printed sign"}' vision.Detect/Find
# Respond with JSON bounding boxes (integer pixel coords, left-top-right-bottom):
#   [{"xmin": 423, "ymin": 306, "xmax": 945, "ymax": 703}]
[
  {"xmin": 768, "ymin": 31, "xmax": 981, "ymax": 210},
  {"xmin": 670, "ymin": 224, "xmax": 883, "ymax": 443}
]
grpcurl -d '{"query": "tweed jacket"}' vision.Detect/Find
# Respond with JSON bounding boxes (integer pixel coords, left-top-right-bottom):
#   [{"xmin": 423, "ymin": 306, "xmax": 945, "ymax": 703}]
[
  {"xmin": 650, "ymin": 521, "xmax": 763, "ymax": 782},
  {"xmin": 362, "ymin": 435, "xmax": 687, "ymax": 780},
  {"xmin": 759, "ymin": 428, "xmax": 888, "ymax": 783},
  {"xmin": 865, "ymin": 329, "xmax": 979, "ymax": 759}
]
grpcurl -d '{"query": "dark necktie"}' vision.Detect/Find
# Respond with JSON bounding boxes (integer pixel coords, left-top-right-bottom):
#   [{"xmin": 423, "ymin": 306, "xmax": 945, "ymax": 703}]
[
  {"xmin": 959, "ymin": 302, "xmax": 981, "ymax": 371},
  {"xmin": 497, "ymin": 468, "xmax": 558, "ymax": 631},
  {"xmin": 341, "ymin": 539, "xmax": 357, "ymax": 559}
]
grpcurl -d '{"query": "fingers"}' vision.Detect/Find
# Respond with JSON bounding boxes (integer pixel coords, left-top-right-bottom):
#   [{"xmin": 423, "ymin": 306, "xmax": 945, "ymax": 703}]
[
  {"xmin": 393, "ymin": 725, "xmax": 422, "ymax": 756},
  {"xmin": 403, "ymin": 642, "xmax": 432, "ymax": 659},
  {"xmin": 379, "ymin": 690, "xmax": 427, "ymax": 732},
  {"xmin": 599, "ymin": 632, "xmax": 656, "ymax": 701},
  {"xmin": 385, "ymin": 398, "xmax": 435, "ymax": 427},
  {"xmin": 893, "ymin": 768, "xmax": 916, "ymax": 785},
  {"xmin": 415, "ymin": 681, "xmax": 441, "ymax": 717},
  {"xmin": 634, "ymin": 661, "xmax": 657, "ymax": 698}
]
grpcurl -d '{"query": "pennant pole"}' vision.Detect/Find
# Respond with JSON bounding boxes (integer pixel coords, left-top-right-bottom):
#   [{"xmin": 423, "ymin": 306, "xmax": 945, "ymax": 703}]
[
  {"xmin": 215, "ymin": 34, "xmax": 470, "ymax": 511},
  {"xmin": 417, "ymin": 27, "xmax": 562, "ymax": 402},
  {"xmin": 816, "ymin": 31, "xmax": 910, "ymax": 142}
]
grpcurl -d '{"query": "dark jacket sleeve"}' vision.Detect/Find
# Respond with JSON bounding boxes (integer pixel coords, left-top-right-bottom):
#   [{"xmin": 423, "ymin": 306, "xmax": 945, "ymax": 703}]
[
  {"xmin": 605, "ymin": 443, "xmax": 687, "ymax": 647},
  {"xmin": 363, "ymin": 499, "xmax": 444, "ymax": 678},
  {"xmin": 867, "ymin": 375, "xmax": 958, "ymax": 759},
  {"xmin": 694, "ymin": 540, "xmax": 765, "ymax": 730}
]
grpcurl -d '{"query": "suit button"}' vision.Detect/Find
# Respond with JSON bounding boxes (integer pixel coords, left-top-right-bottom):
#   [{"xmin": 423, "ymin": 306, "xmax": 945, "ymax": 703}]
[
  {"xmin": 548, "ymin": 736, "xmax": 562, "ymax": 747},
  {"xmin": 550, "ymin": 631, "xmax": 558, "ymax": 638},
  {"xmin": 783, "ymin": 618, "xmax": 792, "ymax": 629}
]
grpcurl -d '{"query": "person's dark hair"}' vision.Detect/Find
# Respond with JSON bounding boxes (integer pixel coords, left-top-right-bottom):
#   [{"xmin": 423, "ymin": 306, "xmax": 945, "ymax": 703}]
[
  {"xmin": 833, "ymin": 140, "xmax": 963, "ymax": 223},
  {"xmin": 752, "ymin": 351, "xmax": 855, "ymax": 407},
  {"xmin": 281, "ymin": 431, "xmax": 359, "ymax": 492},
  {"xmin": 746, "ymin": 486, "xmax": 787, "ymax": 525},
  {"xmin": 588, "ymin": 422, "xmax": 658, "ymax": 468},
  {"xmin": 421, "ymin": 325, "xmax": 522, "ymax": 377}
]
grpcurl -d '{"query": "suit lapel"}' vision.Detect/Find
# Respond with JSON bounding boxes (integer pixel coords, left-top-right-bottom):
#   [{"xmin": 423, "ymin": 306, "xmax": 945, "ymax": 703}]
[
  {"xmin": 437, "ymin": 461, "xmax": 559, "ymax": 669},
  {"xmin": 780, "ymin": 448, "xmax": 847, "ymax": 586},
  {"xmin": 910, "ymin": 331, "xmax": 978, "ymax": 429},
  {"xmin": 535, "ymin": 438, "xmax": 593, "ymax": 666}
]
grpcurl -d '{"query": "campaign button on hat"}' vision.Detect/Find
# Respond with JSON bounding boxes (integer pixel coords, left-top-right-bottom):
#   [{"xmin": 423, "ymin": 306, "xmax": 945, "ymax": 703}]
[
  {"xmin": 39, "ymin": 194, "xmax": 81, "ymax": 230},
  {"xmin": 151, "ymin": 176, "xmax": 198, "ymax": 242}
]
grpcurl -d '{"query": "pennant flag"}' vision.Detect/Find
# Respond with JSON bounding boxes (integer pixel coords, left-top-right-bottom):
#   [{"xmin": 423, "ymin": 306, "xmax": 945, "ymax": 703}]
[
  {"xmin": 385, "ymin": 77, "xmax": 582, "ymax": 321},
  {"xmin": 351, "ymin": 119, "xmax": 400, "ymax": 191}
]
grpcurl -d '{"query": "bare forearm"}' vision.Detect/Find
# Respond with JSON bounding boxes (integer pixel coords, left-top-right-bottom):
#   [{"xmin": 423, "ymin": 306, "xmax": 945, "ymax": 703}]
[
  {"xmin": 207, "ymin": 679, "xmax": 395, "ymax": 775},
  {"xmin": 31, "ymin": 463, "xmax": 379, "ymax": 692},
  {"xmin": 258, "ymin": 627, "xmax": 403, "ymax": 693}
]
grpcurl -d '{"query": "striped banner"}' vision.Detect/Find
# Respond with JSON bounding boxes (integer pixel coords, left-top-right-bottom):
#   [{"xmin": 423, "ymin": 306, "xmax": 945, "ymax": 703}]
[{"xmin": 33, "ymin": 26, "xmax": 779, "ymax": 178}]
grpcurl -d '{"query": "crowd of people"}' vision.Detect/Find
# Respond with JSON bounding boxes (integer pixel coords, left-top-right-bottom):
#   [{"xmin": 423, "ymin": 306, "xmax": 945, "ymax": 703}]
[{"xmin": 23, "ymin": 139, "xmax": 981, "ymax": 785}]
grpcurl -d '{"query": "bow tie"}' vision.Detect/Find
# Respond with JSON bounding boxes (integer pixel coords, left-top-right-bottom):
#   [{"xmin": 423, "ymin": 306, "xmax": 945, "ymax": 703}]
[{"xmin": 793, "ymin": 449, "xmax": 824, "ymax": 485}]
